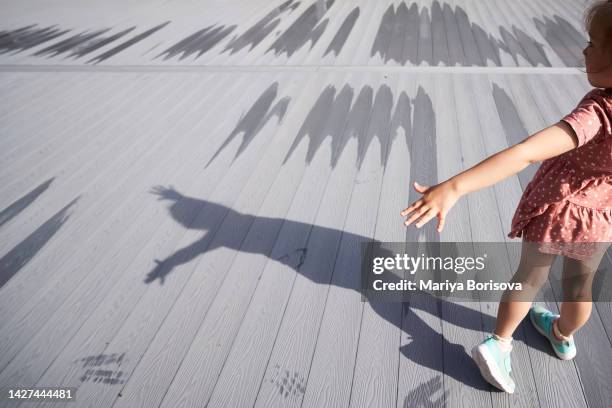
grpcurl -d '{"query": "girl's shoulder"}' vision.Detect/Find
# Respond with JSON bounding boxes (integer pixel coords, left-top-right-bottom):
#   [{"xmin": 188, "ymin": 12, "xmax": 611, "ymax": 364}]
[
  {"xmin": 562, "ymin": 88, "xmax": 612, "ymax": 148},
  {"xmin": 572, "ymin": 88, "xmax": 612, "ymax": 118},
  {"xmin": 580, "ymin": 87, "xmax": 612, "ymax": 104}
]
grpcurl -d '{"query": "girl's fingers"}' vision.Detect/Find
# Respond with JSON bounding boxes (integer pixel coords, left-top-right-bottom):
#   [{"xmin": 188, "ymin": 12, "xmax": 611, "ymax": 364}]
[
  {"xmin": 415, "ymin": 208, "xmax": 437, "ymax": 228},
  {"xmin": 405, "ymin": 205, "xmax": 429, "ymax": 226},
  {"xmin": 437, "ymin": 213, "xmax": 446, "ymax": 232},
  {"xmin": 400, "ymin": 199, "xmax": 422, "ymax": 217}
]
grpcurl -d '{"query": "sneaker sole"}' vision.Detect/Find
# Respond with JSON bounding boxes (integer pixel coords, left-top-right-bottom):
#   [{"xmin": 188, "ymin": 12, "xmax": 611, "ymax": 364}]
[
  {"xmin": 529, "ymin": 311, "xmax": 576, "ymax": 360},
  {"xmin": 470, "ymin": 344, "xmax": 515, "ymax": 394}
]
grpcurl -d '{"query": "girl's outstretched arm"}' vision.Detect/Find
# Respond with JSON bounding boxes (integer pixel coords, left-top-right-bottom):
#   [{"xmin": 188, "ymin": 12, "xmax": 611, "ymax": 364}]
[{"xmin": 400, "ymin": 120, "xmax": 579, "ymax": 232}]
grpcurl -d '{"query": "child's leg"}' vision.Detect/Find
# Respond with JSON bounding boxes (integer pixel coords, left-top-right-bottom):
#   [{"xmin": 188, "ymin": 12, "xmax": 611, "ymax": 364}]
[
  {"xmin": 557, "ymin": 301, "xmax": 591, "ymax": 338},
  {"xmin": 472, "ymin": 242, "xmax": 556, "ymax": 394},
  {"xmin": 557, "ymin": 244, "xmax": 610, "ymax": 337},
  {"xmin": 494, "ymin": 241, "xmax": 557, "ymax": 339}
]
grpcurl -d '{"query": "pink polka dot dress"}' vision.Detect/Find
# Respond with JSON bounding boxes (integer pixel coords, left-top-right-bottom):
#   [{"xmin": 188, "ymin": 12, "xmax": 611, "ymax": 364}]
[{"xmin": 508, "ymin": 88, "xmax": 612, "ymax": 261}]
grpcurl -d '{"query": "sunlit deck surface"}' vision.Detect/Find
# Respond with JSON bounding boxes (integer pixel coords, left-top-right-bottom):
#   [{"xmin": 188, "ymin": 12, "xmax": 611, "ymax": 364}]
[{"xmin": 1, "ymin": 0, "xmax": 611, "ymax": 407}]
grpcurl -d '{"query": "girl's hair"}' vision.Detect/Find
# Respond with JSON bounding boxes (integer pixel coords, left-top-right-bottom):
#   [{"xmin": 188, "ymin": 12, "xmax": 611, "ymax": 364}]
[{"xmin": 585, "ymin": 1, "xmax": 612, "ymax": 56}]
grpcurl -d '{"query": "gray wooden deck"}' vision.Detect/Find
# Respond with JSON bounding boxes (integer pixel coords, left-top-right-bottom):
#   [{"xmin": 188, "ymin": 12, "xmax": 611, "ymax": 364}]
[{"xmin": 1, "ymin": 1, "xmax": 611, "ymax": 407}]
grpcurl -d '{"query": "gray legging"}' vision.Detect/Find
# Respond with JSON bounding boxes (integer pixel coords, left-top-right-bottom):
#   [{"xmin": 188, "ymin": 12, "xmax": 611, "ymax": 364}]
[{"xmin": 502, "ymin": 240, "xmax": 611, "ymax": 303}]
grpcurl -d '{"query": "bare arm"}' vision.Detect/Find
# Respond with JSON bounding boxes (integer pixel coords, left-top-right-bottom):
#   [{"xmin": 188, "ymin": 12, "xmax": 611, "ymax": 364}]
[
  {"xmin": 400, "ymin": 121, "xmax": 579, "ymax": 232},
  {"xmin": 449, "ymin": 121, "xmax": 578, "ymax": 195}
]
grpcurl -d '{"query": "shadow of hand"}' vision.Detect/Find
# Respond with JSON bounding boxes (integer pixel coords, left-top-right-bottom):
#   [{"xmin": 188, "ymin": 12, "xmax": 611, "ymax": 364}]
[
  {"xmin": 150, "ymin": 185, "xmax": 183, "ymax": 202},
  {"xmin": 144, "ymin": 259, "xmax": 168, "ymax": 285}
]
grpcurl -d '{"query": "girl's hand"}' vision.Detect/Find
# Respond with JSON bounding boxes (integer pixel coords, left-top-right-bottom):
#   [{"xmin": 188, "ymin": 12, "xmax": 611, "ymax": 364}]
[{"xmin": 400, "ymin": 180, "xmax": 461, "ymax": 232}]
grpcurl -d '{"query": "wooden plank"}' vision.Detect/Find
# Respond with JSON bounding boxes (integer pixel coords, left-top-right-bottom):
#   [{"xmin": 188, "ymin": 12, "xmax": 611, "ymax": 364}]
[
  {"xmin": 202, "ymin": 0, "xmax": 281, "ymax": 66},
  {"xmin": 0, "ymin": 0, "xmax": 593, "ymax": 68},
  {"xmin": 400, "ymin": 1, "xmax": 420, "ymax": 67},
  {"xmin": 0, "ymin": 74, "xmax": 134, "ymax": 158},
  {"xmin": 0, "ymin": 3, "xmax": 606, "ymax": 408},
  {"xmin": 543, "ymin": 0, "xmax": 588, "ymax": 48},
  {"xmin": 0, "ymin": 0, "xmax": 172, "ymax": 66},
  {"xmin": 0, "ymin": 75, "xmax": 189, "ymax": 282},
  {"xmin": 52, "ymin": 1, "xmax": 193, "ymax": 67},
  {"xmin": 521, "ymin": 0, "xmax": 581, "ymax": 67},
  {"xmin": 0, "ymin": 73, "xmax": 269, "ymax": 368},
  {"xmin": 335, "ymin": 0, "xmax": 375, "ymax": 66},
  {"xmin": 0, "ymin": 74, "xmax": 26, "ymax": 91},
  {"xmin": 470, "ymin": 73, "xmax": 541, "ymax": 407},
  {"xmin": 154, "ymin": 71, "xmax": 337, "ymax": 408},
  {"xmin": 201, "ymin": 72, "xmax": 386, "ymax": 408},
  {"xmin": 470, "ymin": 0, "xmax": 518, "ymax": 67},
  {"xmin": 345, "ymin": 72, "xmax": 400, "ymax": 408},
  {"xmin": 30, "ymin": 71, "xmax": 306, "ymax": 408},
  {"xmin": 0, "ymin": 75, "xmax": 186, "ymax": 300},
  {"xmin": 442, "ymin": 73, "xmax": 493, "ymax": 408},
  {"xmin": 0, "ymin": 74, "xmax": 151, "ymax": 193},
  {"xmin": 253, "ymin": 71, "xmax": 369, "ymax": 407},
  {"xmin": 180, "ymin": 0, "xmax": 272, "ymax": 66},
  {"xmin": 247, "ymin": 0, "xmax": 315, "ymax": 66},
  {"xmin": 549, "ymin": 253, "xmax": 612, "ymax": 408},
  {"xmin": 384, "ymin": 2, "xmax": 409, "ymax": 67},
  {"xmin": 152, "ymin": 0, "xmax": 260, "ymax": 66},
  {"xmin": 537, "ymin": 0, "xmax": 586, "ymax": 65},
  {"xmin": 478, "ymin": 0, "xmax": 530, "ymax": 67},
  {"xmin": 517, "ymin": 73, "xmax": 588, "ymax": 408},
  {"xmin": 594, "ymin": 250, "xmax": 612, "ymax": 345},
  {"xmin": 0, "ymin": 29, "xmax": 73, "ymax": 66},
  {"xmin": 364, "ymin": 1, "xmax": 395, "ymax": 66},
  {"xmin": 430, "ymin": 0, "xmax": 450, "ymax": 67},
  {"xmin": 417, "ymin": 0, "xmax": 434, "ymax": 66},
  {"xmin": 3, "ymin": 9, "xmax": 164, "ymax": 66},
  {"xmin": 452, "ymin": 0, "xmax": 484, "ymax": 66},
  {"xmin": 442, "ymin": 0, "xmax": 467, "ymax": 66},
  {"xmin": 288, "ymin": 0, "xmax": 350, "ymax": 67},
  {"xmin": 299, "ymin": 71, "xmax": 384, "ymax": 408},
  {"xmin": 241, "ymin": 0, "xmax": 312, "ymax": 66},
  {"xmin": 490, "ymin": 0, "xmax": 556, "ymax": 67},
  {"xmin": 69, "ymin": 21, "xmax": 173, "ymax": 66},
  {"xmin": 0, "ymin": 74, "xmax": 79, "ymax": 121},
  {"xmin": 37, "ymin": 72, "xmax": 301, "ymax": 408},
  {"xmin": 361, "ymin": 0, "xmax": 397, "ymax": 66},
  {"xmin": 324, "ymin": 3, "xmax": 362, "ymax": 66},
  {"xmin": 516, "ymin": 0, "xmax": 586, "ymax": 61},
  {"xmin": 302, "ymin": 0, "xmax": 354, "ymax": 66},
  {"xmin": 395, "ymin": 73, "xmax": 446, "ymax": 407},
  {"xmin": 485, "ymin": 73, "xmax": 540, "ymax": 190},
  {"xmin": 544, "ymin": 73, "xmax": 612, "ymax": 408},
  {"xmin": 203, "ymin": 71, "xmax": 384, "ymax": 406},
  {"xmin": 0, "ymin": 72, "xmax": 281, "ymax": 403},
  {"xmin": 541, "ymin": 0, "xmax": 587, "ymax": 43},
  {"xmin": 461, "ymin": 0, "xmax": 503, "ymax": 67},
  {"xmin": 564, "ymin": 0, "xmax": 589, "ymax": 16},
  {"xmin": 106, "ymin": 72, "xmax": 319, "ymax": 408},
  {"xmin": 412, "ymin": 72, "xmax": 463, "ymax": 403},
  {"xmin": 489, "ymin": 72, "xmax": 549, "ymax": 137}
]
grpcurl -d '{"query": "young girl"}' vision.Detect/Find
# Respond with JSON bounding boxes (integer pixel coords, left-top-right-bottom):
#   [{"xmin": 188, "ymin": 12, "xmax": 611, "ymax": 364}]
[{"xmin": 400, "ymin": 1, "xmax": 612, "ymax": 394}]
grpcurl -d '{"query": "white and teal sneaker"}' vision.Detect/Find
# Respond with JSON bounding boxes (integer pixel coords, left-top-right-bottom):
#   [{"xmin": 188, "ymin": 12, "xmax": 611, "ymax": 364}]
[
  {"xmin": 471, "ymin": 335, "xmax": 516, "ymax": 393},
  {"xmin": 529, "ymin": 305, "xmax": 577, "ymax": 360}
]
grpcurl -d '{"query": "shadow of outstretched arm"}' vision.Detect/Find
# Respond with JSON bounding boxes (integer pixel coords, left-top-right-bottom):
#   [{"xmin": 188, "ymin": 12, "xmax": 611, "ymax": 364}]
[{"xmin": 144, "ymin": 233, "xmax": 212, "ymax": 284}]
